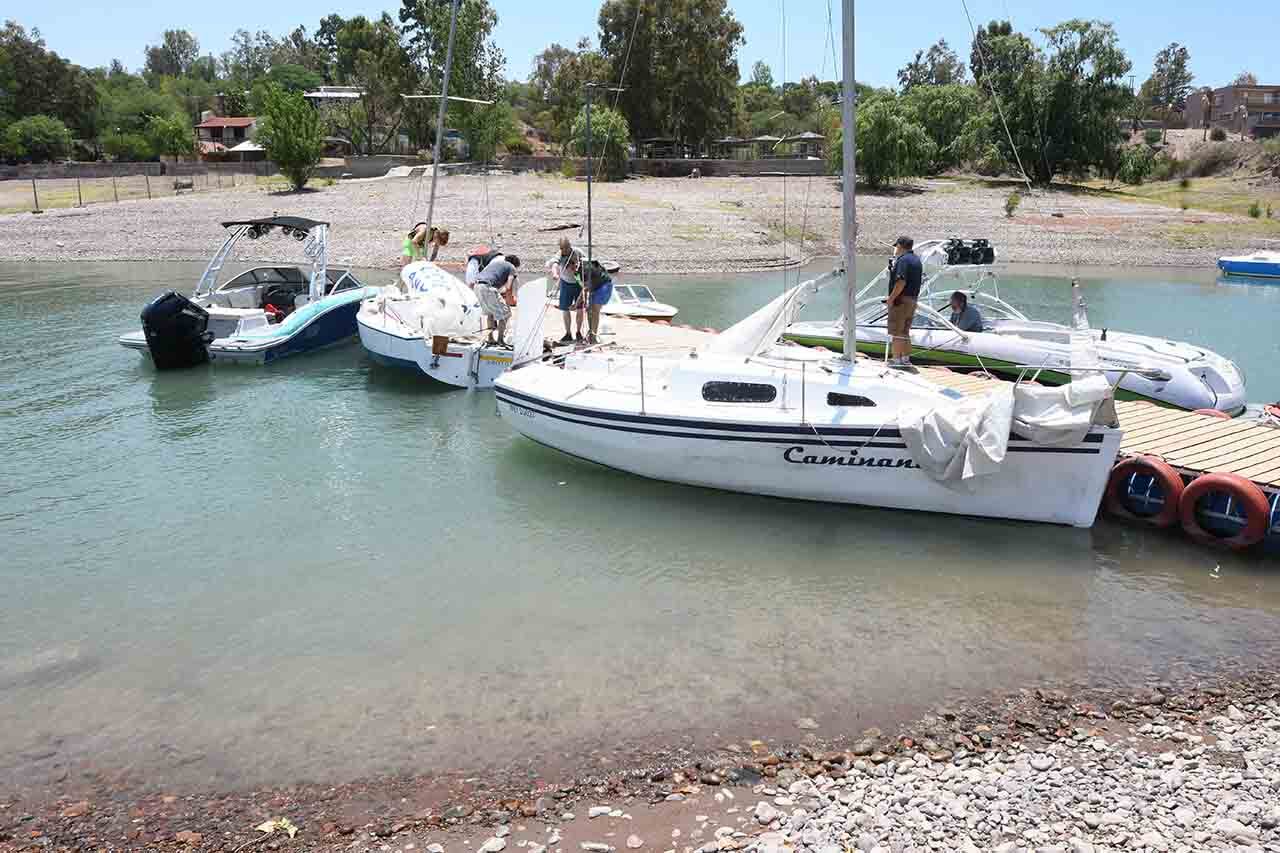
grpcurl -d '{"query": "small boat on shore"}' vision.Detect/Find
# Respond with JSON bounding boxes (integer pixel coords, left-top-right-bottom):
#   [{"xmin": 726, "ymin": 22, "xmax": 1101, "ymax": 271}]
[
  {"xmin": 119, "ymin": 217, "xmax": 372, "ymax": 368},
  {"xmin": 602, "ymin": 282, "xmax": 679, "ymax": 322},
  {"xmin": 1218, "ymin": 250, "xmax": 1280, "ymax": 280}
]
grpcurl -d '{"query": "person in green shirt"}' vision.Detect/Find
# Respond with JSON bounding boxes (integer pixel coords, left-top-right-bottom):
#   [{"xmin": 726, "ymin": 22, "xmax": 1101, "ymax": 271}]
[{"xmin": 401, "ymin": 223, "xmax": 450, "ymax": 266}]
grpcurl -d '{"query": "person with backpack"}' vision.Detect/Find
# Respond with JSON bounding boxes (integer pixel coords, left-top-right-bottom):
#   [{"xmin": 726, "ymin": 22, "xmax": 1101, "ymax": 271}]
[
  {"xmin": 583, "ymin": 259, "xmax": 614, "ymax": 346},
  {"xmin": 554, "ymin": 238, "xmax": 586, "ymax": 344}
]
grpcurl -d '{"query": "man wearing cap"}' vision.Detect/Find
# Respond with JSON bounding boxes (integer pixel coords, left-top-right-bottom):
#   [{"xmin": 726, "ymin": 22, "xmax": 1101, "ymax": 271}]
[{"xmin": 886, "ymin": 236, "xmax": 922, "ymax": 372}]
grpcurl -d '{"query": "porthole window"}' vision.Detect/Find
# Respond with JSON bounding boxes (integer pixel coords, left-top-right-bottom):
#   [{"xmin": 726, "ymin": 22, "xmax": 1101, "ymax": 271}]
[
  {"xmin": 702, "ymin": 381, "xmax": 778, "ymax": 403},
  {"xmin": 827, "ymin": 393, "xmax": 876, "ymax": 407}
]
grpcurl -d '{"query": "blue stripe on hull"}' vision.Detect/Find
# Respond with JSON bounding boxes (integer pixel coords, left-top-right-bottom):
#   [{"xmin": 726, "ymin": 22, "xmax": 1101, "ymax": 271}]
[
  {"xmin": 1218, "ymin": 261, "xmax": 1280, "ymax": 280},
  {"xmin": 210, "ymin": 300, "xmax": 363, "ymax": 364}
]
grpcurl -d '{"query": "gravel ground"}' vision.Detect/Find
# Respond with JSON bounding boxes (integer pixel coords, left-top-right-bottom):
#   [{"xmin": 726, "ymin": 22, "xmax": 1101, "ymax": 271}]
[
  {"xmin": 0, "ymin": 173, "xmax": 1263, "ymax": 275},
  {"xmin": 5, "ymin": 675, "xmax": 1280, "ymax": 852}
]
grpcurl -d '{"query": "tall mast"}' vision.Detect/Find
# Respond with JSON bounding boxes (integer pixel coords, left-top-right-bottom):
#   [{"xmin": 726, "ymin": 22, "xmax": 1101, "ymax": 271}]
[
  {"xmin": 424, "ymin": 0, "xmax": 461, "ymax": 236},
  {"xmin": 585, "ymin": 83, "xmax": 596, "ymax": 265},
  {"xmin": 839, "ymin": 0, "xmax": 857, "ymax": 362}
]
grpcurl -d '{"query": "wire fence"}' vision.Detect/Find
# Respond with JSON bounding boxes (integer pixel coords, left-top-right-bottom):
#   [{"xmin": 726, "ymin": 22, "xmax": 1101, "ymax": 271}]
[{"xmin": 0, "ymin": 163, "xmax": 298, "ymax": 215}]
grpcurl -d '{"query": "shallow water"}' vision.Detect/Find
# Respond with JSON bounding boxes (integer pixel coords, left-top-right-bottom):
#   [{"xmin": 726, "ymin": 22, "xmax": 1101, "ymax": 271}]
[{"xmin": 2, "ymin": 260, "xmax": 1279, "ymax": 791}]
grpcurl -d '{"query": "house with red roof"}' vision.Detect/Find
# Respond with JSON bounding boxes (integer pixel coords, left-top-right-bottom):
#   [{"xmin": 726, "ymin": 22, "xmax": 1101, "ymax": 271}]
[{"xmin": 194, "ymin": 115, "xmax": 258, "ymax": 160}]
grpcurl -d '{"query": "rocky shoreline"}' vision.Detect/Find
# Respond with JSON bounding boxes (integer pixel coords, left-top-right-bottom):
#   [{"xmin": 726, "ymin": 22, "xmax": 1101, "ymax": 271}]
[
  {"xmin": 0, "ymin": 173, "xmax": 1267, "ymax": 275},
  {"xmin": 4, "ymin": 672, "xmax": 1279, "ymax": 852}
]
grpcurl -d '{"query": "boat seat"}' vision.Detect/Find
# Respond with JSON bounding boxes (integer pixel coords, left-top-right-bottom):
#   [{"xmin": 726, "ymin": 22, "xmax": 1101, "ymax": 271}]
[{"xmin": 226, "ymin": 288, "xmax": 261, "ymax": 310}]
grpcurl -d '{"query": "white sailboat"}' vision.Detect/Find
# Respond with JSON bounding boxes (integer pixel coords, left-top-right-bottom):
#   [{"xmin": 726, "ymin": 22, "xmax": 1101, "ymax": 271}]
[{"xmin": 492, "ymin": 0, "xmax": 1136, "ymax": 527}]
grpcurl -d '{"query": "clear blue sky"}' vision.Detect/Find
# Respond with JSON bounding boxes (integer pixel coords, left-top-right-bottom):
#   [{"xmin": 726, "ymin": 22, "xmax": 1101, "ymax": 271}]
[{"xmin": 16, "ymin": 0, "xmax": 1279, "ymax": 90}]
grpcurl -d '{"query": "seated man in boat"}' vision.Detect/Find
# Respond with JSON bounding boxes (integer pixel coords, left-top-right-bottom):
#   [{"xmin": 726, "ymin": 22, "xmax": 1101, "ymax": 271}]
[
  {"xmin": 555, "ymin": 238, "xmax": 585, "ymax": 344},
  {"xmin": 948, "ymin": 291, "xmax": 985, "ymax": 333},
  {"xmin": 475, "ymin": 255, "xmax": 521, "ymax": 346},
  {"xmin": 401, "ymin": 223, "xmax": 450, "ymax": 266},
  {"xmin": 887, "ymin": 236, "xmax": 923, "ymax": 372}
]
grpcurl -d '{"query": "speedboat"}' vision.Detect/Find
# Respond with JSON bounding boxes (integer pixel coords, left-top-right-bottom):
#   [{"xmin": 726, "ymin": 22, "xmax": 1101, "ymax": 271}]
[
  {"xmin": 785, "ymin": 246, "xmax": 1247, "ymax": 413},
  {"xmin": 602, "ymin": 283, "xmax": 679, "ymax": 322},
  {"xmin": 493, "ymin": 0, "xmax": 1141, "ymax": 530},
  {"xmin": 119, "ymin": 217, "xmax": 372, "ymax": 367},
  {"xmin": 1218, "ymin": 250, "xmax": 1280, "ymax": 280}
]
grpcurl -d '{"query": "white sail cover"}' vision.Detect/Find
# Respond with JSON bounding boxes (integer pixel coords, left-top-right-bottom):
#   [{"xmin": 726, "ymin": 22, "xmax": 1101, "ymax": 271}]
[
  {"xmin": 513, "ymin": 277, "xmax": 550, "ymax": 367},
  {"xmin": 392, "ymin": 261, "xmax": 483, "ymax": 338},
  {"xmin": 900, "ymin": 386, "xmax": 1015, "ymax": 486}
]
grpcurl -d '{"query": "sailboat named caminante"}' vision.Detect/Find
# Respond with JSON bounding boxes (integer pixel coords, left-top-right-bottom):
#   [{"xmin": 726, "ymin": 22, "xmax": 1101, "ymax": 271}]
[{"xmin": 782, "ymin": 446, "xmax": 919, "ymax": 469}]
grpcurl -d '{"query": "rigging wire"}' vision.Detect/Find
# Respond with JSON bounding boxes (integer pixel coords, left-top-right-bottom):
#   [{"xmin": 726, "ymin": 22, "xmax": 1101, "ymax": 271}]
[
  {"xmin": 779, "ymin": 0, "xmax": 788, "ymax": 294},
  {"xmin": 960, "ymin": 0, "xmax": 1033, "ymax": 194}
]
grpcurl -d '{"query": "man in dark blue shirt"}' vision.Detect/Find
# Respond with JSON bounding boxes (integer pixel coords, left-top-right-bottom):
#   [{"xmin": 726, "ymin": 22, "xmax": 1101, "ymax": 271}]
[{"xmin": 886, "ymin": 235, "xmax": 923, "ymax": 371}]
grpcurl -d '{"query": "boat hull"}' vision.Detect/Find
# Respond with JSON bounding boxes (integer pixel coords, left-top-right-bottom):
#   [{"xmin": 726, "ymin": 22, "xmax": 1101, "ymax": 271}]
[
  {"xmin": 494, "ymin": 373, "xmax": 1122, "ymax": 529},
  {"xmin": 357, "ymin": 313, "xmax": 512, "ymax": 388},
  {"xmin": 1218, "ymin": 258, "xmax": 1280, "ymax": 279}
]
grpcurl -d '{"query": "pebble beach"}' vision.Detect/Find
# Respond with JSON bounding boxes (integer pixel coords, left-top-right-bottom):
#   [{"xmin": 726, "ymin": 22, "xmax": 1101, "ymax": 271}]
[{"xmin": 0, "ymin": 172, "xmax": 1265, "ymax": 274}]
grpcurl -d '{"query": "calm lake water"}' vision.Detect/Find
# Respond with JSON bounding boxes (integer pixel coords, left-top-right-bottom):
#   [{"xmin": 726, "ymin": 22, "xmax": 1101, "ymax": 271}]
[{"xmin": 2, "ymin": 259, "xmax": 1280, "ymax": 791}]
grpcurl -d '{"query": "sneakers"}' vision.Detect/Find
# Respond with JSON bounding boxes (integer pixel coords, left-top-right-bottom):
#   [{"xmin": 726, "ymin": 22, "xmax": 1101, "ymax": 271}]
[
  {"xmin": 587, "ymin": 333, "xmax": 599, "ymax": 345},
  {"xmin": 575, "ymin": 332, "xmax": 586, "ymax": 344},
  {"xmin": 559, "ymin": 334, "xmax": 574, "ymax": 344},
  {"xmin": 890, "ymin": 360, "xmax": 918, "ymax": 373}
]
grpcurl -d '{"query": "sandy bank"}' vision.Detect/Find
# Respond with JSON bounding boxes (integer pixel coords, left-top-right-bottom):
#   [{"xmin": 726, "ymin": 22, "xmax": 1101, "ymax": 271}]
[{"xmin": 0, "ymin": 174, "xmax": 1267, "ymax": 275}]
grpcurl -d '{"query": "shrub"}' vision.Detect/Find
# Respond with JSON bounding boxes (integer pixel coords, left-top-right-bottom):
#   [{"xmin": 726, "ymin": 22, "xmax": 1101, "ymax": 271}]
[
  {"xmin": 102, "ymin": 131, "xmax": 154, "ymax": 161},
  {"xmin": 1209, "ymin": 126, "xmax": 1228, "ymax": 142},
  {"xmin": 1179, "ymin": 176, "xmax": 1192, "ymax": 190},
  {"xmin": 255, "ymin": 83, "xmax": 323, "ymax": 191},
  {"xmin": 1186, "ymin": 144, "xmax": 1236, "ymax": 178},
  {"xmin": 1249, "ymin": 200, "xmax": 1263, "ymax": 219},
  {"xmin": 1004, "ymin": 191, "xmax": 1022, "ymax": 218},
  {"xmin": 1268, "ymin": 203, "xmax": 1274, "ymax": 219},
  {"xmin": 1, "ymin": 115, "xmax": 73, "ymax": 162},
  {"xmin": 560, "ymin": 158, "xmax": 577, "ymax": 179},
  {"xmin": 1151, "ymin": 154, "xmax": 1183, "ymax": 182},
  {"xmin": 1118, "ymin": 146, "xmax": 1156, "ymax": 185},
  {"xmin": 1142, "ymin": 129, "xmax": 1162, "ymax": 147},
  {"xmin": 1263, "ymin": 138, "xmax": 1280, "ymax": 159},
  {"xmin": 146, "ymin": 115, "xmax": 196, "ymax": 159},
  {"xmin": 504, "ymin": 137, "xmax": 533, "ymax": 156}
]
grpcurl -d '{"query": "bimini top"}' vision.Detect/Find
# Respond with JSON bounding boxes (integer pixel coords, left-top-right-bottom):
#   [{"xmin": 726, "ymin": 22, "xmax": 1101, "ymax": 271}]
[{"xmin": 220, "ymin": 216, "xmax": 328, "ymax": 233}]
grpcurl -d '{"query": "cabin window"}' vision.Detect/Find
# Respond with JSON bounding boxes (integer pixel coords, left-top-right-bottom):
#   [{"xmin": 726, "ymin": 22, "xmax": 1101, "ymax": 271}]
[
  {"xmin": 827, "ymin": 392, "xmax": 876, "ymax": 407},
  {"xmin": 702, "ymin": 381, "xmax": 777, "ymax": 403}
]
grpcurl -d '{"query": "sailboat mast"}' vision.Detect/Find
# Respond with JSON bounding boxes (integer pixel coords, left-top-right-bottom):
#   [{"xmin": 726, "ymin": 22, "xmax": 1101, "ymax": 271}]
[
  {"xmin": 839, "ymin": 0, "xmax": 857, "ymax": 361},
  {"xmin": 424, "ymin": 0, "xmax": 461, "ymax": 236}
]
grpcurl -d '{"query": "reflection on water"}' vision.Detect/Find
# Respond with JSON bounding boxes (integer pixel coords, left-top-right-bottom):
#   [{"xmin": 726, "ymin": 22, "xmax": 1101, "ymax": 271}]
[{"xmin": 0, "ymin": 260, "xmax": 1278, "ymax": 791}]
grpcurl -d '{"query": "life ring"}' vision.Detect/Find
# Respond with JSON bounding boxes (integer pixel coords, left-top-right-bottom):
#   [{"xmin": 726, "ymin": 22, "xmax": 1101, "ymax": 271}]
[
  {"xmin": 1191, "ymin": 408, "xmax": 1231, "ymax": 420},
  {"xmin": 1104, "ymin": 456, "xmax": 1184, "ymax": 528},
  {"xmin": 1178, "ymin": 472, "xmax": 1271, "ymax": 549},
  {"xmin": 1264, "ymin": 403, "xmax": 1280, "ymax": 420}
]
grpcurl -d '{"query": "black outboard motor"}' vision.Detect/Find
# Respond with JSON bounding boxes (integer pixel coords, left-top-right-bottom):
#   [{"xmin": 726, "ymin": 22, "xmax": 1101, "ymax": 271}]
[
  {"xmin": 971, "ymin": 238, "xmax": 995, "ymax": 265},
  {"xmin": 140, "ymin": 291, "xmax": 213, "ymax": 369}
]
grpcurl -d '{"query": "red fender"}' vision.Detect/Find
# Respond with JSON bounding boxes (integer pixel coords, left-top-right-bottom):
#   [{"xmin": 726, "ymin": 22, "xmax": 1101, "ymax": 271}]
[
  {"xmin": 1191, "ymin": 408, "xmax": 1231, "ymax": 420},
  {"xmin": 1104, "ymin": 456, "xmax": 1184, "ymax": 528},
  {"xmin": 1178, "ymin": 473, "xmax": 1270, "ymax": 549}
]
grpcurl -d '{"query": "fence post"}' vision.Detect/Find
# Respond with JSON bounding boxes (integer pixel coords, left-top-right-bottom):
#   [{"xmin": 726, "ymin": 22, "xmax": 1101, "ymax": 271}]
[
  {"xmin": 112, "ymin": 170, "xmax": 119, "ymax": 203},
  {"xmin": 76, "ymin": 176, "xmax": 84, "ymax": 208},
  {"xmin": 145, "ymin": 172, "xmax": 152, "ymax": 200},
  {"xmin": 31, "ymin": 178, "xmax": 43, "ymax": 213}
]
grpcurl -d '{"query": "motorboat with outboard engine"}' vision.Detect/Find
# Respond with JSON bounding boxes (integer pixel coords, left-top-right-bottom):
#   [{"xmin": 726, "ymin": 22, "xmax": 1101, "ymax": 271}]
[
  {"xmin": 784, "ymin": 240, "xmax": 1247, "ymax": 413},
  {"xmin": 1218, "ymin": 250, "xmax": 1280, "ymax": 280},
  {"xmin": 602, "ymin": 283, "xmax": 679, "ymax": 321},
  {"xmin": 119, "ymin": 217, "xmax": 372, "ymax": 367}
]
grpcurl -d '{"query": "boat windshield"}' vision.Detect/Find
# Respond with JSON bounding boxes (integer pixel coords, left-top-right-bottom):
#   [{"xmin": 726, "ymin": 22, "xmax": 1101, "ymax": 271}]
[
  {"xmin": 629, "ymin": 286, "xmax": 657, "ymax": 302},
  {"xmin": 614, "ymin": 285, "xmax": 637, "ymax": 302}
]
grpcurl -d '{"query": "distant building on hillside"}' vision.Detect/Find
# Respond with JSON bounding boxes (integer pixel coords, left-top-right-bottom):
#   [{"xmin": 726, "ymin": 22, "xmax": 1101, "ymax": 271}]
[
  {"xmin": 195, "ymin": 115, "xmax": 258, "ymax": 160},
  {"xmin": 1185, "ymin": 83, "xmax": 1280, "ymax": 139}
]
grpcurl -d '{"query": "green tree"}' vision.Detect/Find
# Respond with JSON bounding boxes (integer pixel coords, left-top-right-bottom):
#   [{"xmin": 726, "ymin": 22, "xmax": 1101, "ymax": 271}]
[
  {"xmin": 333, "ymin": 14, "xmax": 413, "ymax": 153},
  {"xmin": 529, "ymin": 38, "xmax": 611, "ymax": 149},
  {"xmin": 460, "ymin": 99, "xmax": 518, "ymax": 163},
  {"xmin": 599, "ymin": 0, "xmax": 744, "ymax": 148},
  {"xmin": 144, "ymin": 29, "xmax": 200, "ymax": 78},
  {"xmin": 902, "ymin": 83, "xmax": 983, "ymax": 171},
  {"xmin": 749, "ymin": 60, "xmax": 774, "ymax": 89},
  {"xmin": 1, "ymin": 114, "xmax": 72, "ymax": 161},
  {"xmin": 571, "ymin": 103, "xmax": 630, "ymax": 180},
  {"xmin": 102, "ymin": 131, "xmax": 154, "ymax": 161},
  {"xmin": 255, "ymin": 83, "xmax": 323, "ymax": 190},
  {"xmin": 897, "ymin": 39, "xmax": 966, "ymax": 91},
  {"xmin": 0, "ymin": 22, "xmax": 100, "ymax": 138},
  {"xmin": 1232, "ymin": 71, "xmax": 1257, "ymax": 86},
  {"xmin": 968, "ymin": 20, "xmax": 1017, "ymax": 87},
  {"xmin": 146, "ymin": 113, "xmax": 195, "ymax": 157},
  {"xmin": 830, "ymin": 98, "xmax": 935, "ymax": 187},
  {"xmin": 220, "ymin": 28, "xmax": 277, "ymax": 83},
  {"xmin": 398, "ymin": 0, "xmax": 505, "ymax": 149},
  {"xmin": 266, "ymin": 63, "xmax": 324, "ymax": 93},
  {"xmin": 975, "ymin": 19, "xmax": 1130, "ymax": 185},
  {"xmin": 1148, "ymin": 42, "xmax": 1193, "ymax": 142}
]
